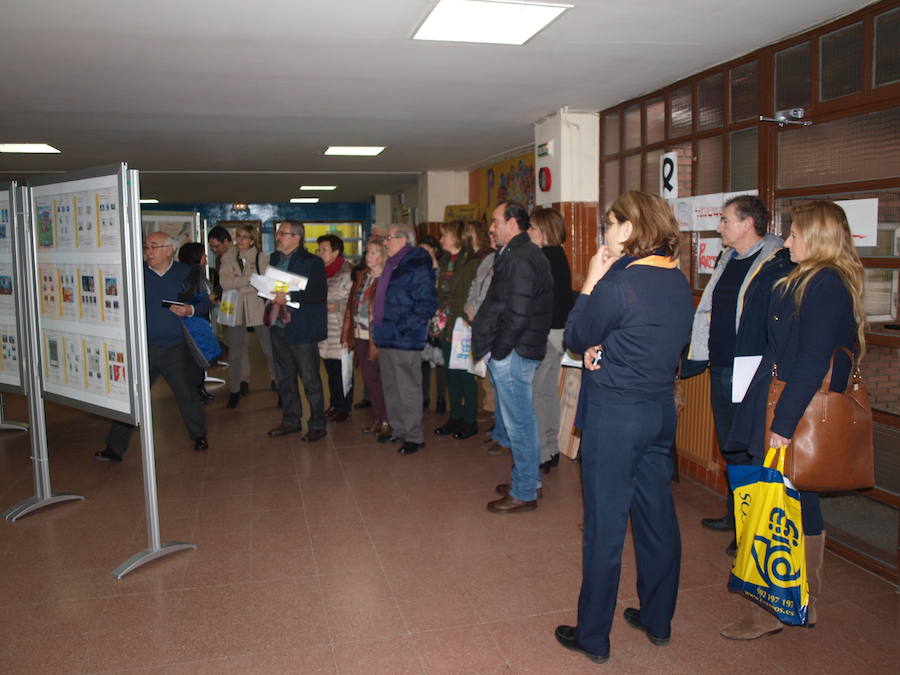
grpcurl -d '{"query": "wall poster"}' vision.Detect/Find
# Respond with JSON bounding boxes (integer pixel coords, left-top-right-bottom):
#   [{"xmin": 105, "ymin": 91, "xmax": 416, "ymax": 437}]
[
  {"xmin": 141, "ymin": 210, "xmax": 200, "ymax": 252},
  {"xmin": 0, "ymin": 184, "xmax": 24, "ymax": 391},
  {"xmin": 30, "ymin": 168, "xmax": 135, "ymax": 420}
]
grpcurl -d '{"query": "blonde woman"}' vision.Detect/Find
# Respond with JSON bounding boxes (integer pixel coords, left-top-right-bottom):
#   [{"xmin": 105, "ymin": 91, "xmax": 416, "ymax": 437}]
[
  {"xmin": 721, "ymin": 200, "xmax": 866, "ymax": 640},
  {"xmin": 218, "ymin": 224, "xmax": 276, "ymax": 408}
]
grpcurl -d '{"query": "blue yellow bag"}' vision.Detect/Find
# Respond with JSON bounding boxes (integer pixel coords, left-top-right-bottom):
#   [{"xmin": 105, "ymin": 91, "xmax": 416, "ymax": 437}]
[{"xmin": 727, "ymin": 446, "xmax": 809, "ymax": 626}]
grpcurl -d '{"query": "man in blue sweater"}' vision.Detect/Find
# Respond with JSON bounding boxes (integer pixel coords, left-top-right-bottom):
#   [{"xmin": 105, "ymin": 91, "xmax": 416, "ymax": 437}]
[{"xmin": 96, "ymin": 231, "xmax": 211, "ymax": 461}]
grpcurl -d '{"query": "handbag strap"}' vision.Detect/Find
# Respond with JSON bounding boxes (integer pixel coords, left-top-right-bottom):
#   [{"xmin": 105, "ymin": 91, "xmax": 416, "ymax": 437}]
[{"xmin": 772, "ymin": 346, "xmax": 859, "ymax": 393}]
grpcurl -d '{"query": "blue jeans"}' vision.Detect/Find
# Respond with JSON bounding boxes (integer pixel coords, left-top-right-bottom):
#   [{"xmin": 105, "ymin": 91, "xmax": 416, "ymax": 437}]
[{"xmin": 488, "ymin": 351, "xmax": 541, "ymax": 502}]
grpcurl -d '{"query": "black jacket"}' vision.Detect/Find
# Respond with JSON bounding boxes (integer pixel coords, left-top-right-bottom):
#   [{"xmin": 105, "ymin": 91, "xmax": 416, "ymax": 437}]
[
  {"xmin": 472, "ymin": 232, "xmax": 553, "ymax": 361},
  {"xmin": 268, "ymin": 246, "xmax": 328, "ymax": 344}
]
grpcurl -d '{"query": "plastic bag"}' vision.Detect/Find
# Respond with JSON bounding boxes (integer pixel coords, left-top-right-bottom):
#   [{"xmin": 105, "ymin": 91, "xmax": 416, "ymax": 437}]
[
  {"xmin": 448, "ymin": 317, "xmax": 473, "ymax": 371},
  {"xmin": 727, "ymin": 446, "xmax": 809, "ymax": 626},
  {"xmin": 340, "ymin": 347, "xmax": 353, "ymax": 397},
  {"xmin": 217, "ymin": 289, "xmax": 239, "ymax": 327}
]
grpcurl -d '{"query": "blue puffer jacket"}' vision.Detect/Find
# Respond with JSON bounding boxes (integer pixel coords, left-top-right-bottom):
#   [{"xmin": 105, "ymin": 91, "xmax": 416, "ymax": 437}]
[{"xmin": 373, "ymin": 247, "xmax": 437, "ymax": 351}]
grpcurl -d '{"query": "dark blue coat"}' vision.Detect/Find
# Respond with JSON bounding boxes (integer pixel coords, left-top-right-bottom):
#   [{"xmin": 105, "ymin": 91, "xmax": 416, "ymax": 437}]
[
  {"xmin": 726, "ymin": 268, "xmax": 856, "ymax": 459},
  {"xmin": 268, "ymin": 247, "xmax": 328, "ymax": 345},
  {"xmin": 372, "ymin": 247, "xmax": 437, "ymax": 351}
]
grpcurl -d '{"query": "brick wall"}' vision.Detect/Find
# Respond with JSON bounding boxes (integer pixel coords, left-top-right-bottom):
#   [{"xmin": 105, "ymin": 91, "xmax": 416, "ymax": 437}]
[{"xmin": 861, "ymin": 344, "xmax": 900, "ymax": 415}]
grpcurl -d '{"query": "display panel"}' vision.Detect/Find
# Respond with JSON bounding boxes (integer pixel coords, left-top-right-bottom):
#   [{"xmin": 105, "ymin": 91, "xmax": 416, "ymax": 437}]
[
  {"xmin": 0, "ymin": 183, "xmax": 24, "ymax": 392},
  {"xmin": 29, "ymin": 167, "xmax": 136, "ymax": 420}
]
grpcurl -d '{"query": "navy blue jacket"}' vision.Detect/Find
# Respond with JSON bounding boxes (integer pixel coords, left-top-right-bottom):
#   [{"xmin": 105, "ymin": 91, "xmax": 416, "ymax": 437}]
[
  {"xmin": 372, "ymin": 247, "xmax": 437, "ymax": 351},
  {"xmin": 268, "ymin": 246, "xmax": 328, "ymax": 345},
  {"xmin": 144, "ymin": 261, "xmax": 211, "ymax": 346},
  {"xmin": 727, "ymin": 268, "xmax": 856, "ymax": 458},
  {"xmin": 565, "ymin": 257, "xmax": 693, "ymax": 404}
]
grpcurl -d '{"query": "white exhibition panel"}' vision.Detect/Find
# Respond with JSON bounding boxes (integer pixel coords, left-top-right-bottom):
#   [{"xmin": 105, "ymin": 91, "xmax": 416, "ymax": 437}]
[{"xmin": 0, "ymin": 188, "xmax": 22, "ymax": 390}]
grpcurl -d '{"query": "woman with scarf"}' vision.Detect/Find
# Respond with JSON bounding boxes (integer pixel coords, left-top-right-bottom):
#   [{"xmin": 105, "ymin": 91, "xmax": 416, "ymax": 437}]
[
  {"xmin": 317, "ymin": 234, "xmax": 353, "ymax": 422},
  {"xmin": 555, "ymin": 191, "xmax": 693, "ymax": 664},
  {"xmin": 342, "ymin": 237, "xmax": 390, "ymax": 436}
]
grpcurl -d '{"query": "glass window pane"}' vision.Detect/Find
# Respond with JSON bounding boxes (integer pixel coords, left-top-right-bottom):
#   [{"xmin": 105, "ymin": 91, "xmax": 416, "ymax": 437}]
[
  {"xmin": 698, "ymin": 74, "xmax": 723, "ymax": 130},
  {"xmin": 778, "ymin": 106, "xmax": 900, "ymax": 189},
  {"xmin": 624, "ymin": 154, "xmax": 641, "ymax": 192},
  {"xmin": 624, "ymin": 104, "xmax": 642, "ymax": 149},
  {"xmin": 775, "ymin": 42, "xmax": 811, "ymax": 111},
  {"xmin": 730, "ymin": 61, "xmax": 759, "ymax": 122},
  {"xmin": 644, "ymin": 149, "xmax": 662, "ymax": 193},
  {"xmin": 875, "ymin": 7, "xmax": 900, "ymax": 87},
  {"xmin": 671, "ymin": 142, "xmax": 693, "ymax": 197},
  {"xmin": 603, "ymin": 159, "xmax": 620, "ymax": 211},
  {"xmin": 730, "ymin": 128, "xmax": 758, "ymax": 192},
  {"xmin": 696, "ymin": 136, "xmax": 723, "ymax": 194},
  {"xmin": 604, "ymin": 112, "xmax": 620, "ymax": 155},
  {"xmin": 821, "ymin": 22, "xmax": 863, "ymax": 101},
  {"xmin": 669, "ymin": 85, "xmax": 692, "ymax": 138},
  {"xmin": 646, "ymin": 97, "xmax": 665, "ymax": 145}
]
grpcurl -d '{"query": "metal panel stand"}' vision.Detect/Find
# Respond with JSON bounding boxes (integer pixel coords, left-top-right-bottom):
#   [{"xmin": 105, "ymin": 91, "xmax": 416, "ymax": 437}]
[
  {"xmin": 0, "ymin": 393, "xmax": 28, "ymax": 431},
  {"xmin": 4, "ymin": 186, "xmax": 82, "ymax": 521},
  {"xmin": 112, "ymin": 170, "xmax": 194, "ymax": 578}
]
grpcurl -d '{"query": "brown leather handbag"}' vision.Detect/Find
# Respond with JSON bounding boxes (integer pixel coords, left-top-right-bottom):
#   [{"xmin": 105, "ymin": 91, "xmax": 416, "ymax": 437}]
[{"xmin": 765, "ymin": 347, "xmax": 874, "ymax": 491}]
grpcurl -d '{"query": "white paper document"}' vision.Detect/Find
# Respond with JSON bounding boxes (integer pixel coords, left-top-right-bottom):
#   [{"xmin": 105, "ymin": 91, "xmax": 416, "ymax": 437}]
[
  {"xmin": 732, "ymin": 355, "xmax": 763, "ymax": 403},
  {"xmin": 250, "ymin": 269, "xmax": 308, "ymax": 309}
]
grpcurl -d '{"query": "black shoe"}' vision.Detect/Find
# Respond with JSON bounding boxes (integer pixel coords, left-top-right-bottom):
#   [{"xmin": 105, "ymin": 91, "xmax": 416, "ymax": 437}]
[
  {"xmin": 94, "ymin": 448, "xmax": 122, "ymax": 463},
  {"xmin": 240, "ymin": 381, "xmax": 249, "ymax": 396},
  {"xmin": 701, "ymin": 514, "xmax": 733, "ymax": 531},
  {"xmin": 268, "ymin": 424, "xmax": 301, "ymax": 438},
  {"xmin": 554, "ymin": 625, "xmax": 608, "ymax": 664},
  {"xmin": 377, "ymin": 433, "xmax": 404, "ymax": 444},
  {"xmin": 434, "ymin": 419, "xmax": 463, "ymax": 436},
  {"xmin": 726, "ymin": 538, "xmax": 737, "ymax": 557},
  {"xmin": 623, "ymin": 608, "xmax": 669, "ymax": 646},
  {"xmin": 398, "ymin": 441, "xmax": 425, "ymax": 455},
  {"xmin": 540, "ymin": 452, "xmax": 560, "ymax": 474},
  {"xmin": 302, "ymin": 429, "xmax": 327, "ymax": 443},
  {"xmin": 332, "ymin": 411, "xmax": 349, "ymax": 423},
  {"xmin": 226, "ymin": 393, "xmax": 240, "ymax": 409},
  {"xmin": 194, "ymin": 437, "xmax": 209, "ymax": 452},
  {"xmin": 354, "ymin": 399, "xmax": 372, "ymax": 409},
  {"xmin": 197, "ymin": 385, "xmax": 214, "ymax": 401},
  {"xmin": 324, "ymin": 408, "xmax": 336, "ymax": 419},
  {"xmin": 435, "ymin": 399, "xmax": 446, "ymax": 415},
  {"xmin": 452, "ymin": 422, "xmax": 478, "ymax": 440}
]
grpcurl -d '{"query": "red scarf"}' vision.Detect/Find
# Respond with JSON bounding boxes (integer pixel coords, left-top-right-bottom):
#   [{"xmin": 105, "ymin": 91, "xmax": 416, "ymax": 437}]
[{"xmin": 324, "ymin": 255, "xmax": 345, "ymax": 279}]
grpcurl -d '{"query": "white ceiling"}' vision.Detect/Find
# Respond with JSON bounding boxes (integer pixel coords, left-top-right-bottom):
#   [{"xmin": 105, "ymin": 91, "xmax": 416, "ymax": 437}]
[{"xmin": 0, "ymin": 0, "xmax": 872, "ymax": 204}]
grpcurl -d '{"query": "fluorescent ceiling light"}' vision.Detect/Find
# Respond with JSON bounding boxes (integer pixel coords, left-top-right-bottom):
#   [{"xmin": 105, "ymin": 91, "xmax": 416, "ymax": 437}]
[
  {"xmin": 324, "ymin": 146, "xmax": 385, "ymax": 156},
  {"xmin": 139, "ymin": 198, "xmax": 159, "ymax": 204},
  {"xmin": 0, "ymin": 143, "xmax": 61, "ymax": 153},
  {"xmin": 291, "ymin": 198, "xmax": 320, "ymax": 204},
  {"xmin": 413, "ymin": 0, "xmax": 571, "ymax": 46},
  {"xmin": 299, "ymin": 185, "xmax": 337, "ymax": 191}
]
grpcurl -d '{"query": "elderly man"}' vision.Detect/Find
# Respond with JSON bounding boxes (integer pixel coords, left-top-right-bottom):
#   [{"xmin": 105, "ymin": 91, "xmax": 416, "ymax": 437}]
[
  {"xmin": 95, "ymin": 231, "xmax": 211, "ymax": 461},
  {"xmin": 266, "ymin": 220, "xmax": 329, "ymax": 442},
  {"xmin": 472, "ymin": 201, "xmax": 552, "ymax": 513},
  {"xmin": 684, "ymin": 195, "xmax": 792, "ymax": 555},
  {"xmin": 372, "ymin": 224, "xmax": 437, "ymax": 455}
]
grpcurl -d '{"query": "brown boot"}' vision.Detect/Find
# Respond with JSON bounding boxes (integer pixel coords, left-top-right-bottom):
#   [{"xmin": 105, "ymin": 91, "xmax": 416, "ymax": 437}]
[
  {"xmin": 805, "ymin": 531, "xmax": 825, "ymax": 628},
  {"xmin": 720, "ymin": 600, "xmax": 783, "ymax": 640}
]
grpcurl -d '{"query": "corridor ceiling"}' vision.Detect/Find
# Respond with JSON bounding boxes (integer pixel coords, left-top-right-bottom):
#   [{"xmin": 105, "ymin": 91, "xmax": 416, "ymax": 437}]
[{"xmin": 0, "ymin": 0, "xmax": 873, "ymax": 204}]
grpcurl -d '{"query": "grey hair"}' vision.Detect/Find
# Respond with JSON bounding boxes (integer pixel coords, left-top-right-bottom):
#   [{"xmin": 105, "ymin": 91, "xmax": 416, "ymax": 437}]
[
  {"xmin": 390, "ymin": 223, "xmax": 416, "ymax": 246},
  {"xmin": 147, "ymin": 231, "xmax": 178, "ymax": 252}
]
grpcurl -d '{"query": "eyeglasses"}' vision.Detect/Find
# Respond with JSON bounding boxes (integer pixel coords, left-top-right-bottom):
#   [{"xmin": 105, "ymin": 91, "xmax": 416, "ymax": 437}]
[
  {"xmin": 142, "ymin": 244, "xmax": 172, "ymax": 251},
  {"xmin": 384, "ymin": 233, "xmax": 403, "ymax": 241}
]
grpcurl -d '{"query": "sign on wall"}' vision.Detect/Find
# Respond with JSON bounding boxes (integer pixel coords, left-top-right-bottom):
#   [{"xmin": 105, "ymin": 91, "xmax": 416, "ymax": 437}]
[{"xmin": 660, "ymin": 151, "xmax": 678, "ymax": 199}]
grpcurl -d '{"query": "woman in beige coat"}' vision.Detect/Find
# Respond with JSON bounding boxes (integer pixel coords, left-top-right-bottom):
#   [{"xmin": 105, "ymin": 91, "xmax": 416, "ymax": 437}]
[{"xmin": 218, "ymin": 224, "xmax": 276, "ymax": 408}]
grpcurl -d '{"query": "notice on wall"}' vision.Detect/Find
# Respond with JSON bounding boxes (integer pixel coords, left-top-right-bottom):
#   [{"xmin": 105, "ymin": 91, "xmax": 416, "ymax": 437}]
[
  {"xmin": 0, "ymin": 190, "xmax": 21, "ymax": 388},
  {"xmin": 697, "ymin": 237, "xmax": 724, "ymax": 275},
  {"xmin": 32, "ymin": 174, "xmax": 131, "ymax": 414},
  {"xmin": 668, "ymin": 190, "xmax": 758, "ymax": 231},
  {"xmin": 834, "ymin": 198, "xmax": 878, "ymax": 247}
]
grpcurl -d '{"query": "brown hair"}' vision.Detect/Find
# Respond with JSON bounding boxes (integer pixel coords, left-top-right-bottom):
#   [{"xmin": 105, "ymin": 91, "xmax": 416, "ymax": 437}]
[
  {"xmin": 236, "ymin": 223, "xmax": 260, "ymax": 249},
  {"xmin": 775, "ymin": 200, "xmax": 867, "ymax": 358},
  {"xmin": 530, "ymin": 207, "xmax": 566, "ymax": 246},
  {"xmin": 464, "ymin": 220, "xmax": 491, "ymax": 252},
  {"xmin": 439, "ymin": 221, "xmax": 465, "ymax": 250},
  {"xmin": 605, "ymin": 191, "xmax": 680, "ymax": 259}
]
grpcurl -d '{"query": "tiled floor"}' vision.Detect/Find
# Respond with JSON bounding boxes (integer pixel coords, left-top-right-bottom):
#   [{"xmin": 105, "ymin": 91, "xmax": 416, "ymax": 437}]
[{"xmin": 0, "ymin": 370, "xmax": 897, "ymax": 674}]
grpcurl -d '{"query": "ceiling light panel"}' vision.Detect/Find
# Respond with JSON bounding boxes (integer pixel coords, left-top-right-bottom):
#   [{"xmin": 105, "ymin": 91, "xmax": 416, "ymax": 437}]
[
  {"xmin": 291, "ymin": 198, "xmax": 320, "ymax": 203},
  {"xmin": 139, "ymin": 198, "xmax": 159, "ymax": 204},
  {"xmin": 324, "ymin": 146, "xmax": 385, "ymax": 156},
  {"xmin": 0, "ymin": 143, "xmax": 61, "ymax": 153},
  {"xmin": 299, "ymin": 185, "xmax": 337, "ymax": 190},
  {"xmin": 413, "ymin": 0, "xmax": 572, "ymax": 46}
]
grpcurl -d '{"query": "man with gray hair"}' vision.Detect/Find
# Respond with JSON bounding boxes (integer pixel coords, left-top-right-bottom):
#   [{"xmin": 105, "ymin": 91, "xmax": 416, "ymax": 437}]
[
  {"xmin": 372, "ymin": 224, "xmax": 437, "ymax": 455},
  {"xmin": 96, "ymin": 230, "xmax": 211, "ymax": 461}
]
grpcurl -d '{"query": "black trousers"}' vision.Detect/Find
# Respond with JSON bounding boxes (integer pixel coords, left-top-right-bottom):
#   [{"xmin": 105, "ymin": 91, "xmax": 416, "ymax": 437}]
[
  {"xmin": 271, "ymin": 327, "xmax": 326, "ymax": 431},
  {"xmin": 323, "ymin": 357, "xmax": 352, "ymax": 413},
  {"xmin": 106, "ymin": 343, "xmax": 206, "ymax": 455}
]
